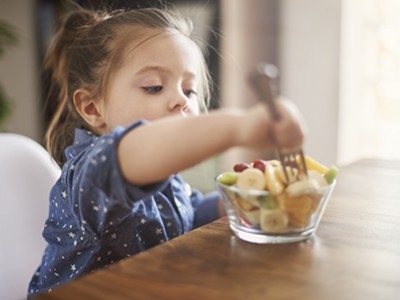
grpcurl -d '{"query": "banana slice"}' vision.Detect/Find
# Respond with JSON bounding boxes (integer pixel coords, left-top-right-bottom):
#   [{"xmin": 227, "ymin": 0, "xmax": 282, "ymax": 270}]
[
  {"xmin": 235, "ymin": 196, "xmax": 256, "ymax": 211},
  {"xmin": 241, "ymin": 208, "xmax": 261, "ymax": 225},
  {"xmin": 275, "ymin": 165, "xmax": 299, "ymax": 185},
  {"xmin": 300, "ymin": 155, "xmax": 329, "ymax": 174},
  {"xmin": 237, "ymin": 168, "xmax": 266, "ymax": 190},
  {"xmin": 260, "ymin": 208, "xmax": 288, "ymax": 232},
  {"xmin": 286, "ymin": 178, "xmax": 322, "ymax": 197},
  {"xmin": 264, "ymin": 163, "xmax": 284, "ymax": 195},
  {"xmin": 307, "ymin": 170, "xmax": 328, "ymax": 187}
]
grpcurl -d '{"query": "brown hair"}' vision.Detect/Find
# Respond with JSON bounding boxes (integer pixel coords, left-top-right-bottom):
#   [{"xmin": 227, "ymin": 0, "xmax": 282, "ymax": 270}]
[{"xmin": 44, "ymin": 6, "xmax": 211, "ymax": 166}]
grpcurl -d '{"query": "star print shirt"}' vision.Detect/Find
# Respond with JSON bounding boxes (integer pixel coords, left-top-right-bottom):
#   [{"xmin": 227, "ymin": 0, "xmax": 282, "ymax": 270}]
[{"xmin": 28, "ymin": 120, "xmax": 220, "ymax": 296}]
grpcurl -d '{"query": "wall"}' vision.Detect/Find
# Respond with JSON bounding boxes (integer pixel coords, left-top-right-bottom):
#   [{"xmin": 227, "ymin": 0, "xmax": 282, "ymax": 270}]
[
  {"xmin": 0, "ymin": 0, "xmax": 41, "ymax": 141},
  {"xmin": 338, "ymin": 0, "xmax": 400, "ymax": 165},
  {"xmin": 279, "ymin": 0, "xmax": 341, "ymax": 165}
]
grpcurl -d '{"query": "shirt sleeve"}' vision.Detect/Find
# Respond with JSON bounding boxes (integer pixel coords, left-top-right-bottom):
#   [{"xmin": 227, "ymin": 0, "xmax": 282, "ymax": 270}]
[
  {"xmin": 191, "ymin": 189, "xmax": 220, "ymax": 228},
  {"xmin": 79, "ymin": 121, "xmax": 169, "ymax": 207}
]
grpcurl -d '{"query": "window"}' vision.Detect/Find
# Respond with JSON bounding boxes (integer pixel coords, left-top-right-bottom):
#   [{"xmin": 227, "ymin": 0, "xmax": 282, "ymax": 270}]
[{"xmin": 339, "ymin": 0, "xmax": 400, "ymax": 164}]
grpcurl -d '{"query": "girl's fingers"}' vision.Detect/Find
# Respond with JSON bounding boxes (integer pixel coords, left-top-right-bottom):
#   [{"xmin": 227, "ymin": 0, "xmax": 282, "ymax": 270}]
[{"xmin": 272, "ymin": 98, "xmax": 306, "ymax": 148}]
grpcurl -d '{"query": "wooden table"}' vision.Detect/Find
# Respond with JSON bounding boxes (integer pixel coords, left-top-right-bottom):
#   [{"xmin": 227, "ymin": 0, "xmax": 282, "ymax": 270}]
[{"xmin": 33, "ymin": 159, "xmax": 400, "ymax": 300}]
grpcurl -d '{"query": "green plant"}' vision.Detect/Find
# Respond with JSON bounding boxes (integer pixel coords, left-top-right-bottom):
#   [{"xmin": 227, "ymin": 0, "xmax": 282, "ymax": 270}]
[{"xmin": 0, "ymin": 19, "xmax": 18, "ymax": 129}]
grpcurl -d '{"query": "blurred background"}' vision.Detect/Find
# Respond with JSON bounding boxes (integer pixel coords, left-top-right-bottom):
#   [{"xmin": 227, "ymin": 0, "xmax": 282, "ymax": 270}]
[{"xmin": 0, "ymin": 0, "xmax": 399, "ymax": 192}]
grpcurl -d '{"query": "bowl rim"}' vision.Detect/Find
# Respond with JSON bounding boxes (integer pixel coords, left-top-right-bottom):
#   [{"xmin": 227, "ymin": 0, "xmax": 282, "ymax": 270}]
[{"xmin": 215, "ymin": 173, "xmax": 336, "ymax": 196}]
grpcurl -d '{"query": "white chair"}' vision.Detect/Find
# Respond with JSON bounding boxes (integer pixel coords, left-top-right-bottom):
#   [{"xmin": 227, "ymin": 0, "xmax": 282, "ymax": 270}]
[{"xmin": 0, "ymin": 133, "xmax": 61, "ymax": 300}]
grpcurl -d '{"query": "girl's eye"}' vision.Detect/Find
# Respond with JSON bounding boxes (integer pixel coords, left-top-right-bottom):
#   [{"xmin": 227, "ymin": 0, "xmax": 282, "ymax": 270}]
[
  {"xmin": 184, "ymin": 89, "xmax": 197, "ymax": 98},
  {"xmin": 143, "ymin": 86, "xmax": 163, "ymax": 94}
]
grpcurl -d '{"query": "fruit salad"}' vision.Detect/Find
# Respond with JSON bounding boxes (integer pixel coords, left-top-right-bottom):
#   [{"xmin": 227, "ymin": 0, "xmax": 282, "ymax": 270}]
[{"xmin": 217, "ymin": 155, "xmax": 338, "ymax": 232}]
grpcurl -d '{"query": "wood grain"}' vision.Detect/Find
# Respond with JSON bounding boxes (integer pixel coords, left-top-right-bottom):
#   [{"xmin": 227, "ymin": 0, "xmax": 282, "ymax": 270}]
[{"xmin": 33, "ymin": 159, "xmax": 400, "ymax": 300}]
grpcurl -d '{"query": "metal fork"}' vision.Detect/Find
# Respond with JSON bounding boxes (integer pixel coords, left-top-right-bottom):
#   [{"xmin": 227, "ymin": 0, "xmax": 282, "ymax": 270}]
[{"xmin": 248, "ymin": 62, "xmax": 307, "ymax": 184}]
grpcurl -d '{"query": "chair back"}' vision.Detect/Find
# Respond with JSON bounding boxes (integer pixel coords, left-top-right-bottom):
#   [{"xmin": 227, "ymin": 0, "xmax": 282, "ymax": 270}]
[{"xmin": 0, "ymin": 133, "xmax": 60, "ymax": 300}]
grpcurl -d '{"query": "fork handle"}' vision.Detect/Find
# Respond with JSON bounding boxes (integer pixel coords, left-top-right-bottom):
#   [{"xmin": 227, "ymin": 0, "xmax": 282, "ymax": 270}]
[{"xmin": 248, "ymin": 62, "xmax": 280, "ymax": 120}]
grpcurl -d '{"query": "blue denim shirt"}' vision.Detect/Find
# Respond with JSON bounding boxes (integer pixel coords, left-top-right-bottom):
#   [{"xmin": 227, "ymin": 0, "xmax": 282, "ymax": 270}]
[{"xmin": 28, "ymin": 121, "xmax": 219, "ymax": 296}]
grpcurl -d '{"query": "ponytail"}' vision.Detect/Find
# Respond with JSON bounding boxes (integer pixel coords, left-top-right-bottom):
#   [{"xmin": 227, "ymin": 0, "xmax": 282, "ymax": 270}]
[{"xmin": 44, "ymin": 8, "xmax": 107, "ymax": 166}]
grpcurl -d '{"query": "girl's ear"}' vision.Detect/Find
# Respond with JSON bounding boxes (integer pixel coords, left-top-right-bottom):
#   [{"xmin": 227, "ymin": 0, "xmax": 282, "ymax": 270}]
[{"xmin": 73, "ymin": 89, "xmax": 106, "ymax": 130}]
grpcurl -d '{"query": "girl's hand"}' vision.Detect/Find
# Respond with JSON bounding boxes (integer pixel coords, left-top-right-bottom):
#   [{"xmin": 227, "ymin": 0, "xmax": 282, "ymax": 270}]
[
  {"xmin": 271, "ymin": 97, "xmax": 306, "ymax": 149},
  {"xmin": 236, "ymin": 98, "xmax": 306, "ymax": 150}
]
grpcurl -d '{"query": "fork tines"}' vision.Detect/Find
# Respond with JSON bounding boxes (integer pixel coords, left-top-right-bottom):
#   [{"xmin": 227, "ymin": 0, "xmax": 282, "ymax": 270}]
[{"xmin": 276, "ymin": 147, "xmax": 308, "ymax": 184}]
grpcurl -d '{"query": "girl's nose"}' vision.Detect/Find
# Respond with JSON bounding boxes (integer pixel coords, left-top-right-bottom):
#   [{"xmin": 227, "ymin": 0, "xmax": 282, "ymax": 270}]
[{"xmin": 168, "ymin": 91, "xmax": 189, "ymax": 113}]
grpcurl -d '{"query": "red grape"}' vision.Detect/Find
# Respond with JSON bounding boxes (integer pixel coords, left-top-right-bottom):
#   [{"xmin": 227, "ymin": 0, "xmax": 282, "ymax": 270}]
[
  {"xmin": 233, "ymin": 162, "xmax": 250, "ymax": 172},
  {"xmin": 252, "ymin": 159, "xmax": 267, "ymax": 172}
]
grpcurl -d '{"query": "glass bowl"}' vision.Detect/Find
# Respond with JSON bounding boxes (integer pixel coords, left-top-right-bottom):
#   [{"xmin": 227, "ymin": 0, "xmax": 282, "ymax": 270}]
[{"xmin": 215, "ymin": 176, "xmax": 336, "ymax": 244}]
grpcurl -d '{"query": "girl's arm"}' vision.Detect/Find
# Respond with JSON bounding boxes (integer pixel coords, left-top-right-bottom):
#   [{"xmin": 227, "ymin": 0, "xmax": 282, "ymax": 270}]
[{"xmin": 118, "ymin": 100, "xmax": 304, "ymax": 185}]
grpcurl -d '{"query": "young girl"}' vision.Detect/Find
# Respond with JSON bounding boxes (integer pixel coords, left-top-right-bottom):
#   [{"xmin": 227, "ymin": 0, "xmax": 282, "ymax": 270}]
[{"xmin": 28, "ymin": 6, "xmax": 305, "ymax": 296}]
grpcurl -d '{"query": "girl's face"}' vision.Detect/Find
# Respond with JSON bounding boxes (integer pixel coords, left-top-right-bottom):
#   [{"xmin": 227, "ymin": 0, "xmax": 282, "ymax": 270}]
[{"xmin": 99, "ymin": 32, "xmax": 201, "ymax": 133}]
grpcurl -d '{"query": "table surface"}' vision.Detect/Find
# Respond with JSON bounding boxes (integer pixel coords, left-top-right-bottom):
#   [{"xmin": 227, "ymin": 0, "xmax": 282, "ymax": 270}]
[{"xmin": 33, "ymin": 159, "xmax": 400, "ymax": 300}]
